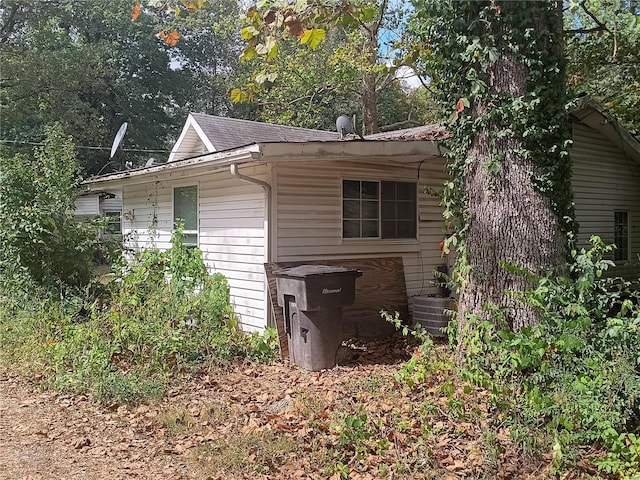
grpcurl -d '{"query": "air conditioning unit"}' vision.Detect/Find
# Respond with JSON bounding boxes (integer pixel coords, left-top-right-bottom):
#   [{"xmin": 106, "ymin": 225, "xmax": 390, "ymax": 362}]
[{"xmin": 410, "ymin": 296, "xmax": 455, "ymax": 337}]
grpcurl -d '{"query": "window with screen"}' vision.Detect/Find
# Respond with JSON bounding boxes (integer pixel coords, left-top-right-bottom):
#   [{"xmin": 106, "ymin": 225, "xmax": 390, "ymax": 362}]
[
  {"xmin": 174, "ymin": 185, "xmax": 198, "ymax": 247},
  {"xmin": 104, "ymin": 211, "xmax": 122, "ymax": 234},
  {"xmin": 342, "ymin": 180, "xmax": 416, "ymax": 239},
  {"xmin": 614, "ymin": 211, "xmax": 629, "ymax": 261}
]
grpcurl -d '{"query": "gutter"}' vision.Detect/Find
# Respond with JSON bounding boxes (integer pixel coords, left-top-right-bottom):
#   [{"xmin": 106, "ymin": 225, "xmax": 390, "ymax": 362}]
[{"xmin": 83, "ymin": 145, "xmax": 262, "ymax": 187}]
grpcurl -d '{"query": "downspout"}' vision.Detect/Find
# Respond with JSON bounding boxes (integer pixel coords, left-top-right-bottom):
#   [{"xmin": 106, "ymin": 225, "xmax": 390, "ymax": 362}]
[
  {"xmin": 230, "ymin": 163, "xmax": 275, "ymax": 327},
  {"xmin": 229, "ymin": 163, "xmax": 272, "ymax": 262}
]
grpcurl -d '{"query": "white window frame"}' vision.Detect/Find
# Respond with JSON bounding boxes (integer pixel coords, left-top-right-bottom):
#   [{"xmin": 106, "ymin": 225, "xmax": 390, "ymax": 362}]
[
  {"xmin": 614, "ymin": 210, "xmax": 630, "ymax": 262},
  {"xmin": 103, "ymin": 210, "xmax": 122, "ymax": 235},
  {"xmin": 342, "ymin": 178, "xmax": 418, "ymax": 240},
  {"xmin": 173, "ymin": 184, "xmax": 199, "ymax": 247}
]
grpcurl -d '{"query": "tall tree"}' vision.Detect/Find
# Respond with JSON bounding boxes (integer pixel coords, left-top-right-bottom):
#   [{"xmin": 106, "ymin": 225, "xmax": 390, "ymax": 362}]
[
  {"xmin": 235, "ymin": 0, "xmax": 416, "ymax": 134},
  {"xmin": 0, "ymin": 0, "xmax": 243, "ymax": 174},
  {"xmin": 409, "ymin": 1, "xmax": 573, "ymax": 336},
  {"xmin": 0, "ymin": 124, "xmax": 99, "ymax": 295},
  {"xmin": 564, "ymin": 0, "xmax": 640, "ymax": 133}
]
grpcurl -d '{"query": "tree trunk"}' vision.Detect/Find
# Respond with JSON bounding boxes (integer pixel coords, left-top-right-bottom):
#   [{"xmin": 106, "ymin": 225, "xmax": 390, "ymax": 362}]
[
  {"xmin": 362, "ymin": 71, "xmax": 378, "ymax": 134},
  {"xmin": 361, "ymin": 27, "xmax": 379, "ymax": 134},
  {"xmin": 456, "ymin": 1, "xmax": 568, "ymax": 337}
]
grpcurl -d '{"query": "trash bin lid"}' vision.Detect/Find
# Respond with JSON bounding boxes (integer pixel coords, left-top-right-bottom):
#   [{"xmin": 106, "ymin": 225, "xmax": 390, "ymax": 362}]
[{"xmin": 274, "ymin": 264, "xmax": 362, "ymax": 278}]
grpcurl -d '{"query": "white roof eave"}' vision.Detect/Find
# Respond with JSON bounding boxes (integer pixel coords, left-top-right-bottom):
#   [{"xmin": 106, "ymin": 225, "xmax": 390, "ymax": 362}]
[
  {"xmin": 256, "ymin": 139, "xmax": 442, "ymax": 162},
  {"xmin": 83, "ymin": 144, "xmax": 261, "ymax": 188},
  {"xmin": 83, "ymin": 139, "xmax": 444, "ymax": 189}
]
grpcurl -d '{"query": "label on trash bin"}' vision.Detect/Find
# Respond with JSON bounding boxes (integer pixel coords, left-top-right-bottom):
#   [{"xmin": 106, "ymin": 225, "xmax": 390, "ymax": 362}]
[{"xmin": 322, "ymin": 288, "xmax": 342, "ymax": 294}]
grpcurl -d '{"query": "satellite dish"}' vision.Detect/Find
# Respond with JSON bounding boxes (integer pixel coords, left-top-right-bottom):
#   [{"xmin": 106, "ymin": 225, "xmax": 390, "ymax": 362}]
[
  {"xmin": 110, "ymin": 122, "xmax": 128, "ymax": 159},
  {"xmin": 336, "ymin": 115, "xmax": 354, "ymax": 140},
  {"xmin": 145, "ymin": 157, "xmax": 156, "ymax": 167}
]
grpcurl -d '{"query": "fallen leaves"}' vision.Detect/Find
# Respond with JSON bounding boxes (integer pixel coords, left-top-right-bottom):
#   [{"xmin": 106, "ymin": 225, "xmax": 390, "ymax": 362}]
[
  {"xmin": 0, "ymin": 338, "xmax": 600, "ymax": 479},
  {"xmin": 131, "ymin": 2, "xmax": 141, "ymax": 22}
]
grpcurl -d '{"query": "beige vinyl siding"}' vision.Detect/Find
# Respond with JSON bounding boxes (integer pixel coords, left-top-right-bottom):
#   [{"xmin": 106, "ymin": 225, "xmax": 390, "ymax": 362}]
[
  {"xmin": 123, "ymin": 181, "xmax": 173, "ymax": 251},
  {"xmin": 199, "ymin": 168, "xmax": 268, "ymax": 332},
  {"xmin": 122, "ymin": 166, "xmax": 269, "ymax": 332},
  {"xmin": 571, "ymin": 123, "xmax": 640, "ymax": 278},
  {"xmin": 274, "ymin": 158, "xmax": 449, "ymax": 297}
]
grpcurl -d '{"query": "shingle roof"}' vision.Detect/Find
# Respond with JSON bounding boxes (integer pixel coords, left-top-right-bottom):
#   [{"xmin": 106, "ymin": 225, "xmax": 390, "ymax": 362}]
[
  {"xmin": 365, "ymin": 124, "xmax": 451, "ymax": 141},
  {"xmin": 190, "ymin": 113, "xmax": 341, "ymax": 151}
]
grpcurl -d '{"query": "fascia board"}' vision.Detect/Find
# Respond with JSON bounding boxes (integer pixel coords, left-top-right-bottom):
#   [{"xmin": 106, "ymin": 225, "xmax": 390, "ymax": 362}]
[
  {"xmin": 84, "ymin": 145, "xmax": 261, "ymax": 188},
  {"xmin": 255, "ymin": 140, "xmax": 442, "ymax": 162}
]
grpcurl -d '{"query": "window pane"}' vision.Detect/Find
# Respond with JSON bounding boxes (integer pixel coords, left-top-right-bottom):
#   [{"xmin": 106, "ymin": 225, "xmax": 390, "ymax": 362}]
[
  {"xmin": 397, "ymin": 220, "xmax": 416, "ymax": 238},
  {"xmin": 183, "ymin": 233, "xmax": 198, "ymax": 247},
  {"xmin": 342, "ymin": 180, "xmax": 380, "ymax": 238},
  {"xmin": 381, "ymin": 200, "xmax": 396, "ymax": 219},
  {"xmin": 397, "ymin": 201, "xmax": 416, "ymax": 220},
  {"xmin": 361, "ymin": 181, "xmax": 379, "ymax": 199},
  {"xmin": 343, "ymin": 220, "xmax": 360, "ymax": 238},
  {"xmin": 381, "ymin": 181, "xmax": 396, "ymax": 200},
  {"xmin": 614, "ymin": 211, "xmax": 629, "ymax": 261},
  {"xmin": 105, "ymin": 211, "xmax": 122, "ymax": 234},
  {"xmin": 381, "ymin": 181, "xmax": 417, "ymax": 239},
  {"xmin": 362, "ymin": 200, "xmax": 379, "ymax": 219},
  {"xmin": 362, "ymin": 220, "xmax": 379, "ymax": 237},
  {"xmin": 381, "ymin": 220, "xmax": 395, "ymax": 238},
  {"xmin": 396, "ymin": 182, "xmax": 415, "ymax": 201},
  {"xmin": 343, "ymin": 200, "xmax": 360, "ymax": 219},
  {"xmin": 343, "ymin": 180, "xmax": 360, "ymax": 199},
  {"xmin": 174, "ymin": 186, "xmax": 197, "ymax": 231}
]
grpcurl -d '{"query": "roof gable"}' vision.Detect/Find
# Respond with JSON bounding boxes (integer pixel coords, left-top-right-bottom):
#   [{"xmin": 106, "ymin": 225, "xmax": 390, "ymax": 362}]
[
  {"xmin": 571, "ymin": 97, "xmax": 640, "ymax": 166},
  {"xmin": 167, "ymin": 113, "xmax": 453, "ymax": 163},
  {"xmin": 168, "ymin": 114, "xmax": 215, "ymax": 162},
  {"xmin": 168, "ymin": 113, "xmax": 341, "ymax": 163}
]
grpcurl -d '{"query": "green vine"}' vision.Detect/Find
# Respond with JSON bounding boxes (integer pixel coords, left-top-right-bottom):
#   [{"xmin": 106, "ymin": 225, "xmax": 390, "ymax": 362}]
[{"xmin": 409, "ymin": 0, "xmax": 576, "ymax": 290}]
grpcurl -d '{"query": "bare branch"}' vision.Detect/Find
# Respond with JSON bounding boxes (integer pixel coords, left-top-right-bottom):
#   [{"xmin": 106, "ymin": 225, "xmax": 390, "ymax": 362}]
[
  {"xmin": 578, "ymin": 0, "xmax": 612, "ymax": 35},
  {"xmin": 564, "ymin": 25, "xmax": 607, "ymax": 34}
]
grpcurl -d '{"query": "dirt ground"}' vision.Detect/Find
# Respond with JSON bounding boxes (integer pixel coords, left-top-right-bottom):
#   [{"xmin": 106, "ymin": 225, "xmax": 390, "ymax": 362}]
[
  {"xmin": 0, "ymin": 340, "xmax": 567, "ymax": 480},
  {"xmin": 0, "ymin": 340, "xmax": 414, "ymax": 480},
  {"xmin": 0, "ymin": 372, "xmax": 195, "ymax": 480}
]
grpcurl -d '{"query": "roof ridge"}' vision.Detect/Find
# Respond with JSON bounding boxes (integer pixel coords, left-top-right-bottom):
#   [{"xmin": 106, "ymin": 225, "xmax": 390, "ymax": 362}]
[{"xmin": 189, "ymin": 113, "xmax": 335, "ymax": 134}]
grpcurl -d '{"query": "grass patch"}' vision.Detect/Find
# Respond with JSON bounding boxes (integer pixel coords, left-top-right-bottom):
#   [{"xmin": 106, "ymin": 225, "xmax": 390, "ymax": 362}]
[
  {"xmin": 193, "ymin": 432, "xmax": 299, "ymax": 476},
  {"xmin": 157, "ymin": 407, "xmax": 196, "ymax": 436}
]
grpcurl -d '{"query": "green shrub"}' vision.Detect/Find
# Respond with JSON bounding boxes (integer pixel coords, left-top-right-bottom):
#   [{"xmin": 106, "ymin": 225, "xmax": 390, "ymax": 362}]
[
  {"xmin": 1, "ymin": 229, "xmax": 278, "ymax": 403},
  {"xmin": 0, "ymin": 124, "xmax": 101, "ymax": 297},
  {"xmin": 457, "ymin": 236, "xmax": 640, "ymax": 474}
]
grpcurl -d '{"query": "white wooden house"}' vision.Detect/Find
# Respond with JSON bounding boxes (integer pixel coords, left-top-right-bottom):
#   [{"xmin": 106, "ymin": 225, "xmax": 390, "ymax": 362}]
[
  {"xmin": 74, "ymin": 190, "xmax": 123, "ymax": 235},
  {"xmin": 82, "ymin": 100, "xmax": 640, "ymax": 333},
  {"xmin": 570, "ymin": 97, "xmax": 640, "ymax": 279}
]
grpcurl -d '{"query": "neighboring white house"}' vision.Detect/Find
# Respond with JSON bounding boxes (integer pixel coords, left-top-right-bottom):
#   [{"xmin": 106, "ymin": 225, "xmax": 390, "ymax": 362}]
[
  {"xmin": 81, "ymin": 100, "xmax": 640, "ymax": 333},
  {"xmin": 74, "ymin": 190, "xmax": 123, "ymax": 236}
]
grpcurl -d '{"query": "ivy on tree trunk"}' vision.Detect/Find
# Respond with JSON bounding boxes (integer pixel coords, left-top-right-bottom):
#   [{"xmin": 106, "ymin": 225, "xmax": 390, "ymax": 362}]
[{"xmin": 412, "ymin": 0, "xmax": 574, "ymax": 339}]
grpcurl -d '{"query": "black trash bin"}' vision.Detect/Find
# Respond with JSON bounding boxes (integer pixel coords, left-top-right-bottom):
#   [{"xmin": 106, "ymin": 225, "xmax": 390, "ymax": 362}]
[{"xmin": 274, "ymin": 265, "xmax": 362, "ymax": 371}]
